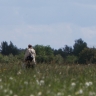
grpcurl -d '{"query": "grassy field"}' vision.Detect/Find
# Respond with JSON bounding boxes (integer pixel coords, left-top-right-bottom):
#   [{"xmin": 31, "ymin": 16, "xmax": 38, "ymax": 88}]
[{"xmin": 0, "ymin": 63, "xmax": 96, "ymax": 96}]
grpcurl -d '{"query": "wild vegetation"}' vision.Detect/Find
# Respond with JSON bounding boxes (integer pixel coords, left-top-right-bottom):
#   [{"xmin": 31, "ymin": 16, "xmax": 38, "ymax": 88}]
[
  {"xmin": 0, "ymin": 38, "xmax": 96, "ymax": 64},
  {"xmin": 0, "ymin": 38, "xmax": 96, "ymax": 96},
  {"xmin": 0, "ymin": 63, "xmax": 96, "ymax": 96}
]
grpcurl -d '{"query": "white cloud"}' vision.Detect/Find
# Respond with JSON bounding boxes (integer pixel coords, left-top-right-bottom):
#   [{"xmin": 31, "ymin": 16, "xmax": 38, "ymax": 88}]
[
  {"xmin": 0, "ymin": 23, "xmax": 74, "ymax": 48},
  {"xmin": 0, "ymin": 22, "xmax": 96, "ymax": 49},
  {"xmin": 0, "ymin": 0, "xmax": 96, "ymax": 49}
]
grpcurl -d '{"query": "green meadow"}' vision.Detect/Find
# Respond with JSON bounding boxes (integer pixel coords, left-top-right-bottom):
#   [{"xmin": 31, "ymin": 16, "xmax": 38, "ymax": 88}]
[{"xmin": 0, "ymin": 63, "xmax": 96, "ymax": 96}]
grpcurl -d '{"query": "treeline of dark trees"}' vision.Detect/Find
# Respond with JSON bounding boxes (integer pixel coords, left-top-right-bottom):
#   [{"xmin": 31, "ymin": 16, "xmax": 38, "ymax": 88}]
[{"xmin": 0, "ymin": 38, "xmax": 96, "ymax": 64}]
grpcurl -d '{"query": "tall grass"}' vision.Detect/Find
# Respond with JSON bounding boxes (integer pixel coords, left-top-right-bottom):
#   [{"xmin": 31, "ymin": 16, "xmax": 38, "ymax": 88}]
[{"xmin": 0, "ymin": 63, "xmax": 96, "ymax": 96}]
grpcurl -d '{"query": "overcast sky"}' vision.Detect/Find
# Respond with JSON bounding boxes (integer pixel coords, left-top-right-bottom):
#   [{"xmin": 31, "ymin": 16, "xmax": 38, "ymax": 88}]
[{"xmin": 0, "ymin": 0, "xmax": 96, "ymax": 49}]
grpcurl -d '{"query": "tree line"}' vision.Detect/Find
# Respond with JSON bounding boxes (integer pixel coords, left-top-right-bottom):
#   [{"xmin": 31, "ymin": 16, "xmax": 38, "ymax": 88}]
[{"xmin": 0, "ymin": 38, "xmax": 96, "ymax": 64}]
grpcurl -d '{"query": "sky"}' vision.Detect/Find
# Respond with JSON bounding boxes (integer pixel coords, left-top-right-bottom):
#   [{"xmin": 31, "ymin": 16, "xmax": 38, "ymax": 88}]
[{"xmin": 0, "ymin": 0, "xmax": 96, "ymax": 49}]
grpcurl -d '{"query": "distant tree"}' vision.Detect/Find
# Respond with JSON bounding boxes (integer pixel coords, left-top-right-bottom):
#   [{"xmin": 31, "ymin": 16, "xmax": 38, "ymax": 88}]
[
  {"xmin": 0, "ymin": 41, "xmax": 9, "ymax": 55},
  {"xmin": 45, "ymin": 45, "xmax": 54, "ymax": 56},
  {"xmin": 63, "ymin": 45, "xmax": 73, "ymax": 57},
  {"xmin": 54, "ymin": 54, "xmax": 64, "ymax": 64},
  {"xmin": 34, "ymin": 45, "xmax": 54, "ymax": 63},
  {"xmin": 0, "ymin": 41, "xmax": 19, "ymax": 55},
  {"xmin": 16, "ymin": 48, "xmax": 25, "ymax": 60},
  {"xmin": 73, "ymin": 38, "xmax": 87, "ymax": 56},
  {"xmin": 53, "ymin": 49, "xmax": 58, "ymax": 55},
  {"xmin": 8, "ymin": 41, "xmax": 19, "ymax": 55},
  {"xmin": 66, "ymin": 55, "xmax": 78, "ymax": 64},
  {"xmin": 34, "ymin": 45, "xmax": 53, "ymax": 56},
  {"xmin": 79, "ymin": 48, "xmax": 96, "ymax": 64},
  {"xmin": 55, "ymin": 48, "xmax": 64, "ymax": 57}
]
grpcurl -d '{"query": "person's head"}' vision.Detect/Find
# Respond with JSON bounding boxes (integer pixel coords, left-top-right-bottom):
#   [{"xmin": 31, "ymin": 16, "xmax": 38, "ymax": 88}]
[{"xmin": 28, "ymin": 44, "xmax": 32, "ymax": 48}]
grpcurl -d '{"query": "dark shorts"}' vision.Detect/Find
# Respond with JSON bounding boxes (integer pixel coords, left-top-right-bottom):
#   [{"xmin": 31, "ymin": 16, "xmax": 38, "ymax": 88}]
[{"xmin": 26, "ymin": 55, "xmax": 33, "ymax": 61}]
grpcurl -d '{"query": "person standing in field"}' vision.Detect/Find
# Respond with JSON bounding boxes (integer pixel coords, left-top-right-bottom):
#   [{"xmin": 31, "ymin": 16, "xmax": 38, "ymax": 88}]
[{"xmin": 24, "ymin": 44, "xmax": 36, "ymax": 65}]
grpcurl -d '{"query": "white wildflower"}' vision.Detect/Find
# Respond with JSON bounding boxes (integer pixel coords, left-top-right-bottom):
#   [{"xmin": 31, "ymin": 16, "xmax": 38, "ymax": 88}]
[
  {"xmin": 89, "ymin": 91, "xmax": 96, "ymax": 96},
  {"xmin": 13, "ymin": 95, "xmax": 18, "ymax": 96},
  {"xmin": 75, "ymin": 89, "xmax": 83, "ymax": 95},
  {"xmin": 36, "ymin": 80, "xmax": 40, "ymax": 85},
  {"xmin": 17, "ymin": 70, "xmax": 21, "ymax": 75},
  {"xmin": 40, "ymin": 80, "xmax": 44, "ymax": 85},
  {"xmin": 38, "ymin": 92, "xmax": 42, "ymax": 96},
  {"xmin": 34, "ymin": 75, "xmax": 36, "ymax": 78},
  {"xmin": 0, "ymin": 78, "xmax": 2, "ymax": 82},
  {"xmin": 9, "ymin": 77, "xmax": 13, "ymax": 80},
  {"xmin": 57, "ymin": 92, "xmax": 62, "ymax": 96},
  {"xmin": 0, "ymin": 85, "xmax": 3, "ymax": 89},
  {"xmin": 47, "ymin": 90, "xmax": 50, "ymax": 94},
  {"xmin": 9, "ymin": 90, "xmax": 13, "ymax": 94},
  {"xmin": 71, "ymin": 82, "xmax": 76, "ymax": 86},
  {"xmin": 79, "ymin": 89, "xmax": 83, "ymax": 94},
  {"xmin": 4, "ymin": 89, "xmax": 8, "ymax": 93},
  {"xmin": 89, "ymin": 82, "xmax": 93, "ymax": 86},
  {"xmin": 30, "ymin": 94, "xmax": 34, "ymax": 96},
  {"xmin": 24, "ymin": 81, "xmax": 28, "ymax": 85},
  {"xmin": 85, "ymin": 82, "xmax": 93, "ymax": 87},
  {"xmin": 85, "ymin": 82, "xmax": 90, "ymax": 86},
  {"xmin": 48, "ymin": 84, "xmax": 51, "ymax": 87}
]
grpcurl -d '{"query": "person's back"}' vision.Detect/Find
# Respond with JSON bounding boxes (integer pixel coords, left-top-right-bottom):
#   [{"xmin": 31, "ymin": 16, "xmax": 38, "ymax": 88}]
[{"xmin": 24, "ymin": 44, "xmax": 36, "ymax": 65}]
